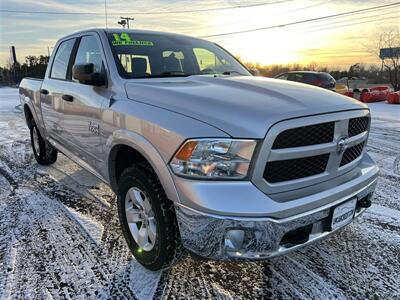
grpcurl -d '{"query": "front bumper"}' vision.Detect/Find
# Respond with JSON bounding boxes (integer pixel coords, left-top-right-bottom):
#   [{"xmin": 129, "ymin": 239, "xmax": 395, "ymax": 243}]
[{"xmin": 174, "ymin": 156, "xmax": 378, "ymax": 260}]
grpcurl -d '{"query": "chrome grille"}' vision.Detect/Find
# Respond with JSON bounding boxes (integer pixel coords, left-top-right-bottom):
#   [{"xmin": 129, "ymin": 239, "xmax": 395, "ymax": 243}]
[{"xmin": 254, "ymin": 111, "xmax": 370, "ymax": 193}]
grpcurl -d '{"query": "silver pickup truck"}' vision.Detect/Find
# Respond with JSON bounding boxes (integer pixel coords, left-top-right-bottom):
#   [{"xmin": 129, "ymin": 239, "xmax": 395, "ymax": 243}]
[{"xmin": 19, "ymin": 28, "xmax": 379, "ymax": 270}]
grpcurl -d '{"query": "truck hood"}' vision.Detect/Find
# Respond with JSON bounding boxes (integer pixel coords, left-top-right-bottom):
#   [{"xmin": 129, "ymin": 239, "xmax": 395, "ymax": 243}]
[{"xmin": 125, "ymin": 76, "xmax": 367, "ymax": 138}]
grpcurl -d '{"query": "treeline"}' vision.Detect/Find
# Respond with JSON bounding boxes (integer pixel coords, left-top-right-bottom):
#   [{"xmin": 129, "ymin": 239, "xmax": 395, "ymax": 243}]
[
  {"xmin": 0, "ymin": 55, "xmax": 391, "ymax": 86},
  {"xmin": 0, "ymin": 55, "xmax": 49, "ymax": 85}
]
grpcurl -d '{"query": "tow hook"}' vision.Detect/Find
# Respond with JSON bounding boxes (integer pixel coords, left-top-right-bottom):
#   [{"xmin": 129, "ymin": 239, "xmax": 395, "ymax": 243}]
[{"xmin": 357, "ymin": 194, "xmax": 372, "ymax": 208}]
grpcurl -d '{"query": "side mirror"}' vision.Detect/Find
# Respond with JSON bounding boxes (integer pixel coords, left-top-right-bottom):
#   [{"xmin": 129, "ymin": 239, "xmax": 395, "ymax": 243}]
[
  {"xmin": 249, "ymin": 68, "xmax": 260, "ymax": 76},
  {"xmin": 72, "ymin": 63, "xmax": 105, "ymax": 86}
]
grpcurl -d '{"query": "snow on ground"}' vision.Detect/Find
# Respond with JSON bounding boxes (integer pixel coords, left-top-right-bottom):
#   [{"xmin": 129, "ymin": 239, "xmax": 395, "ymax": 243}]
[
  {"xmin": 0, "ymin": 87, "xmax": 399, "ymax": 299},
  {"xmin": 368, "ymin": 101, "xmax": 400, "ymax": 123}
]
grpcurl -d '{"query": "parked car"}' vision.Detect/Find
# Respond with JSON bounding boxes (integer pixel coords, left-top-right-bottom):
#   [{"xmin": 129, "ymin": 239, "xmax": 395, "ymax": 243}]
[
  {"xmin": 337, "ymin": 77, "xmax": 368, "ymax": 91},
  {"xmin": 19, "ymin": 29, "xmax": 378, "ymax": 270},
  {"xmin": 275, "ymin": 71, "xmax": 336, "ymax": 91},
  {"xmin": 336, "ymin": 83, "xmax": 349, "ymax": 95}
]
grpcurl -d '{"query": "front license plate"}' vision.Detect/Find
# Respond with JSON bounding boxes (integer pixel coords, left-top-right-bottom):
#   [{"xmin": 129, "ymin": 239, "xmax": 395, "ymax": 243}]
[{"xmin": 331, "ymin": 199, "xmax": 357, "ymax": 230}]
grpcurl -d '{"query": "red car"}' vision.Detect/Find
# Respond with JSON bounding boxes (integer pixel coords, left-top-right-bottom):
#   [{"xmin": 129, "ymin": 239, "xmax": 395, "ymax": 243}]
[{"xmin": 275, "ymin": 71, "xmax": 336, "ymax": 91}]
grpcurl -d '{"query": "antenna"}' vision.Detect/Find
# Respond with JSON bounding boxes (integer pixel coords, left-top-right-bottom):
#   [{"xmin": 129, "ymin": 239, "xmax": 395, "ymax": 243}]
[{"xmin": 104, "ymin": 0, "xmax": 108, "ymax": 28}]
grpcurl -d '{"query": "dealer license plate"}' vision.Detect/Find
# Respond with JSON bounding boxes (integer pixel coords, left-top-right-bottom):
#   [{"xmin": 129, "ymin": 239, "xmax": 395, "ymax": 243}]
[{"xmin": 331, "ymin": 199, "xmax": 357, "ymax": 230}]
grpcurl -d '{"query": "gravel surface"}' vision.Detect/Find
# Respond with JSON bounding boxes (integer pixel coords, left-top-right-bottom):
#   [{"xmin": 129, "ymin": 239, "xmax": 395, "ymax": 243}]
[{"xmin": 0, "ymin": 87, "xmax": 399, "ymax": 299}]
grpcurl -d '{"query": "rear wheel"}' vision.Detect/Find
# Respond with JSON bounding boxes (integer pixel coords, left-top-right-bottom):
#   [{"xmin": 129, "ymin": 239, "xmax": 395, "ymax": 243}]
[
  {"xmin": 117, "ymin": 164, "xmax": 181, "ymax": 270},
  {"xmin": 30, "ymin": 121, "xmax": 58, "ymax": 165}
]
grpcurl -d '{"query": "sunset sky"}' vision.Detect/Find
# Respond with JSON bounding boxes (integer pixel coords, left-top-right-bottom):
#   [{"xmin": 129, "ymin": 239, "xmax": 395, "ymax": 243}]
[{"xmin": 0, "ymin": 0, "xmax": 399, "ymax": 69}]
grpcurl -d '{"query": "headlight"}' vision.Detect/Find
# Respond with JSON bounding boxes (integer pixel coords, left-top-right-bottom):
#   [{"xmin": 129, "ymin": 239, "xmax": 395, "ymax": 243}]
[{"xmin": 169, "ymin": 139, "xmax": 257, "ymax": 179}]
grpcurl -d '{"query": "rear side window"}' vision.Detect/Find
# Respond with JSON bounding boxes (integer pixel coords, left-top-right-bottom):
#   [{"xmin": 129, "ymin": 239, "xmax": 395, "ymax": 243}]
[
  {"xmin": 318, "ymin": 73, "xmax": 334, "ymax": 81},
  {"xmin": 276, "ymin": 73, "xmax": 288, "ymax": 80},
  {"xmin": 288, "ymin": 73, "xmax": 304, "ymax": 82},
  {"xmin": 50, "ymin": 39, "xmax": 75, "ymax": 80},
  {"xmin": 303, "ymin": 73, "xmax": 318, "ymax": 83}
]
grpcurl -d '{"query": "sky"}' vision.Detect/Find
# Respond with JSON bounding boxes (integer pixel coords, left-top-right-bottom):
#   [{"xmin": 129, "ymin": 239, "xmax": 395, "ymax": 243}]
[{"xmin": 0, "ymin": 0, "xmax": 399, "ymax": 69}]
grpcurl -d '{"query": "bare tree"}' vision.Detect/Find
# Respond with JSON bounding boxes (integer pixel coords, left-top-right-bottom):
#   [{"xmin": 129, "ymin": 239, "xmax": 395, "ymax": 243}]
[{"xmin": 371, "ymin": 28, "xmax": 400, "ymax": 91}]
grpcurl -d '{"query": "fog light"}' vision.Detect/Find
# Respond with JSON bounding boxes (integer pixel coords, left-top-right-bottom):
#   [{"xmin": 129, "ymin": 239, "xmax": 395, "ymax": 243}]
[{"xmin": 224, "ymin": 230, "xmax": 245, "ymax": 251}]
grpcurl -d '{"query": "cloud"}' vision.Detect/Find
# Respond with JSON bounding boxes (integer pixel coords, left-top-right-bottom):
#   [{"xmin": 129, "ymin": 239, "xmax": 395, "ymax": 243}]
[{"xmin": 0, "ymin": 0, "xmax": 398, "ymax": 67}]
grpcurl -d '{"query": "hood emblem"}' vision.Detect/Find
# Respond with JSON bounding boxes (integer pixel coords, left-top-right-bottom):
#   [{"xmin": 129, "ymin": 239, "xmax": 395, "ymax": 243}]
[{"xmin": 336, "ymin": 137, "xmax": 349, "ymax": 155}]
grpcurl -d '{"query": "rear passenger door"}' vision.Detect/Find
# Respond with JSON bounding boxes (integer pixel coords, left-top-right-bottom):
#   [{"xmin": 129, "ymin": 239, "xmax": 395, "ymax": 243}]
[
  {"xmin": 40, "ymin": 38, "xmax": 76, "ymax": 142},
  {"xmin": 61, "ymin": 34, "xmax": 110, "ymax": 170}
]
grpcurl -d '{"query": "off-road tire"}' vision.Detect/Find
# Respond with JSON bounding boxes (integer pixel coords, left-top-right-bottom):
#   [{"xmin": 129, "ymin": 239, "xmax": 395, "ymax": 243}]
[
  {"xmin": 30, "ymin": 121, "xmax": 58, "ymax": 165},
  {"xmin": 117, "ymin": 163, "xmax": 182, "ymax": 270}
]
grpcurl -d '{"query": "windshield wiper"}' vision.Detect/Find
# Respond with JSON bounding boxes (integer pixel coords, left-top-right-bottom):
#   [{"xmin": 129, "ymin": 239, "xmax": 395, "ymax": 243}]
[
  {"xmin": 152, "ymin": 71, "xmax": 191, "ymax": 78},
  {"xmin": 132, "ymin": 71, "xmax": 191, "ymax": 79},
  {"xmin": 221, "ymin": 71, "xmax": 246, "ymax": 76}
]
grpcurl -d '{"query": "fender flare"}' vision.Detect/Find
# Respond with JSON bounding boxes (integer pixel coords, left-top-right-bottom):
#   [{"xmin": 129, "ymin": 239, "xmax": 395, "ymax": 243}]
[
  {"xmin": 106, "ymin": 129, "xmax": 180, "ymax": 203},
  {"xmin": 20, "ymin": 92, "xmax": 47, "ymax": 138}
]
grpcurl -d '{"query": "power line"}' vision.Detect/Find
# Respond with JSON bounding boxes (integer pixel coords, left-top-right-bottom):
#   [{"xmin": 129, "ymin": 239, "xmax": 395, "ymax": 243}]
[
  {"xmin": 179, "ymin": 0, "xmax": 335, "ymax": 33},
  {"xmin": 136, "ymin": 0, "xmax": 294, "ymax": 14},
  {"xmin": 264, "ymin": 10, "xmax": 399, "ymax": 36},
  {"xmin": 210, "ymin": 14, "xmax": 398, "ymax": 44},
  {"xmin": 0, "ymin": 0, "xmax": 294, "ymax": 16},
  {"xmin": 296, "ymin": 15, "xmax": 400, "ymax": 35},
  {"xmin": 199, "ymin": 2, "xmax": 400, "ymax": 38},
  {"xmin": 208, "ymin": 9, "xmax": 399, "ymax": 43}
]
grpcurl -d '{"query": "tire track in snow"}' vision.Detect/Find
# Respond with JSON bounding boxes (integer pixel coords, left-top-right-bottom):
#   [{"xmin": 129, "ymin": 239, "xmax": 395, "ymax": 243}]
[
  {"xmin": 1, "ymin": 187, "xmax": 138, "ymax": 299},
  {"xmin": 0, "ymin": 145, "xmax": 155, "ymax": 299},
  {"xmin": 289, "ymin": 222, "xmax": 400, "ymax": 299}
]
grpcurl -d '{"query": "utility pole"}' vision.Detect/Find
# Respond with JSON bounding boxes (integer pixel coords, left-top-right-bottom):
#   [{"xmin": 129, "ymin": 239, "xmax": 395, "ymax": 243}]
[
  {"xmin": 119, "ymin": 16, "xmax": 134, "ymax": 29},
  {"xmin": 117, "ymin": 19, "xmax": 126, "ymax": 28}
]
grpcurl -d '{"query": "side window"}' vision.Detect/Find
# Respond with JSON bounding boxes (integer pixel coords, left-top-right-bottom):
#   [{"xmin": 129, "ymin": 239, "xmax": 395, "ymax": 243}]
[
  {"xmin": 50, "ymin": 39, "xmax": 75, "ymax": 80},
  {"xmin": 73, "ymin": 35, "xmax": 103, "ymax": 81},
  {"xmin": 304, "ymin": 73, "xmax": 317, "ymax": 83},
  {"xmin": 193, "ymin": 48, "xmax": 230, "ymax": 72},
  {"xmin": 288, "ymin": 73, "xmax": 304, "ymax": 82},
  {"xmin": 277, "ymin": 73, "xmax": 288, "ymax": 80}
]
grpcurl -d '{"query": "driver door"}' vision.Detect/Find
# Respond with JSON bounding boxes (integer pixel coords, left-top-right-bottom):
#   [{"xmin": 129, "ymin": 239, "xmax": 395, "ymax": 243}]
[{"xmin": 60, "ymin": 34, "xmax": 110, "ymax": 170}]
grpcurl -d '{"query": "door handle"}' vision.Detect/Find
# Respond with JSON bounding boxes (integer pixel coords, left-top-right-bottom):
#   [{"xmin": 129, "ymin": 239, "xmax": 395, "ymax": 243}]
[
  {"xmin": 40, "ymin": 89, "xmax": 49, "ymax": 95},
  {"xmin": 62, "ymin": 94, "xmax": 74, "ymax": 102}
]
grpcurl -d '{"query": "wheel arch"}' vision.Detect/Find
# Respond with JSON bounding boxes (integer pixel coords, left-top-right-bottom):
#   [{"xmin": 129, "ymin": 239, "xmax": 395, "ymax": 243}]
[
  {"xmin": 106, "ymin": 131, "xmax": 180, "ymax": 203},
  {"xmin": 23, "ymin": 103, "xmax": 46, "ymax": 138},
  {"xmin": 23, "ymin": 104, "xmax": 34, "ymax": 129}
]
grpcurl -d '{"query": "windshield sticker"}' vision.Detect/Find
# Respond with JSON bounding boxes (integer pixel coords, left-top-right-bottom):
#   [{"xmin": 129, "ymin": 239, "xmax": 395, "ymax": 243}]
[{"xmin": 112, "ymin": 33, "xmax": 154, "ymax": 46}]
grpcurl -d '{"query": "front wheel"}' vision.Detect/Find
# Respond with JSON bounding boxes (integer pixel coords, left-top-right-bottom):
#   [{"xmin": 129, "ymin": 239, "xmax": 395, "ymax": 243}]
[
  {"xmin": 117, "ymin": 164, "xmax": 181, "ymax": 270},
  {"xmin": 30, "ymin": 121, "xmax": 58, "ymax": 165}
]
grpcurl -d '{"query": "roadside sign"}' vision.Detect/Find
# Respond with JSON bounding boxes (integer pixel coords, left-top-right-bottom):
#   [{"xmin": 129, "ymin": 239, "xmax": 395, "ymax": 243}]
[{"xmin": 380, "ymin": 47, "xmax": 400, "ymax": 59}]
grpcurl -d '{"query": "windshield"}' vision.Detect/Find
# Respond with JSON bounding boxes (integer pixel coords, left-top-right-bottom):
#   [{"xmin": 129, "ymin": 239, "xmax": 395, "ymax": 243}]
[{"xmin": 107, "ymin": 32, "xmax": 251, "ymax": 79}]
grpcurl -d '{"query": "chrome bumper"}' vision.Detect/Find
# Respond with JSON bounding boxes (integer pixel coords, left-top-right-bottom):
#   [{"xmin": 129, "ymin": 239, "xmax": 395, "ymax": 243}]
[{"xmin": 175, "ymin": 179, "xmax": 377, "ymax": 260}]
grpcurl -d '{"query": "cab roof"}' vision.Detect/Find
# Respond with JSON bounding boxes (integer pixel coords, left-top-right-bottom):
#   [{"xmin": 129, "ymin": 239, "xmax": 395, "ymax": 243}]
[{"xmin": 63, "ymin": 27, "xmax": 203, "ymax": 42}]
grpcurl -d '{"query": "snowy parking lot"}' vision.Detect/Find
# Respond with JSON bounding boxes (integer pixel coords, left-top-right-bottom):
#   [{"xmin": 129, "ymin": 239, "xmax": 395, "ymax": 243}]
[{"xmin": 0, "ymin": 87, "xmax": 399, "ymax": 299}]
